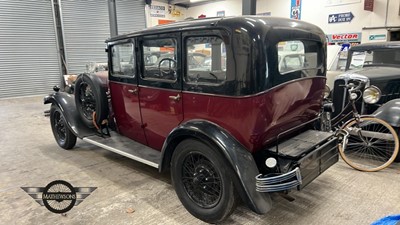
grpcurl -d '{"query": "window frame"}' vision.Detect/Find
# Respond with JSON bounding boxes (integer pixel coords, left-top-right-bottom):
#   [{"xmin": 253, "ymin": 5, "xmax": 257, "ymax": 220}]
[{"xmin": 109, "ymin": 40, "xmax": 136, "ymax": 78}]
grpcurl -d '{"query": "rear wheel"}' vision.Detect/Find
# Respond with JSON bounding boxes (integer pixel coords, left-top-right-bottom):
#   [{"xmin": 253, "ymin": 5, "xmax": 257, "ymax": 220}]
[
  {"xmin": 50, "ymin": 104, "xmax": 76, "ymax": 150},
  {"xmin": 338, "ymin": 117, "xmax": 399, "ymax": 172},
  {"xmin": 171, "ymin": 139, "xmax": 238, "ymax": 223}
]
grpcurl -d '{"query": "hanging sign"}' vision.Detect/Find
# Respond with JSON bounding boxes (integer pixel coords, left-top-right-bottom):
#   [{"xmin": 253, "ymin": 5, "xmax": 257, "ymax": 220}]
[
  {"xmin": 326, "ymin": 32, "xmax": 362, "ymax": 43},
  {"xmin": 364, "ymin": 0, "xmax": 374, "ymax": 11},
  {"xmin": 328, "ymin": 12, "xmax": 354, "ymax": 23},
  {"xmin": 290, "ymin": 0, "xmax": 302, "ymax": 20}
]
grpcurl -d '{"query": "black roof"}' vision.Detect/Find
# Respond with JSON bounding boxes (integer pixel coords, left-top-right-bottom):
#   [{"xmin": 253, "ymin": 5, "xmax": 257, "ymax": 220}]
[
  {"xmin": 106, "ymin": 16, "xmax": 325, "ymax": 42},
  {"xmin": 350, "ymin": 41, "xmax": 400, "ymax": 51}
]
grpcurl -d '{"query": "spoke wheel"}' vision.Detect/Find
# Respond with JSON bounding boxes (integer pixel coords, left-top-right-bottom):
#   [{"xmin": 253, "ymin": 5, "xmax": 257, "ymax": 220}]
[
  {"xmin": 74, "ymin": 74, "xmax": 108, "ymax": 129},
  {"xmin": 182, "ymin": 153, "xmax": 222, "ymax": 208},
  {"xmin": 171, "ymin": 139, "xmax": 238, "ymax": 223},
  {"xmin": 50, "ymin": 105, "xmax": 77, "ymax": 150},
  {"xmin": 338, "ymin": 117, "xmax": 399, "ymax": 172}
]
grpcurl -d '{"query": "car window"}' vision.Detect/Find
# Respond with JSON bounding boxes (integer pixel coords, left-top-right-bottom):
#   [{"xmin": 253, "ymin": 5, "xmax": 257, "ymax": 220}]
[
  {"xmin": 142, "ymin": 38, "xmax": 177, "ymax": 81},
  {"xmin": 349, "ymin": 49, "xmax": 400, "ymax": 70},
  {"xmin": 111, "ymin": 43, "xmax": 135, "ymax": 77},
  {"xmin": 277, "ymin": 40, "xmax": 322, "ymax": 76},
  {"xmin": 185, "ymin": 36, "xmax": 226, "ymax": 85}
]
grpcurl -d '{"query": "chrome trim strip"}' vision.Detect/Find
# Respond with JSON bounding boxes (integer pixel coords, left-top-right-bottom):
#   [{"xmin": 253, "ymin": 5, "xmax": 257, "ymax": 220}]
[
  {"xmin": 82, "ymin": 137, "xmax": 159, "ymax": 169},
  {"xmin": 255, "ymin": 167, "xmax": 302, "ymax": 192}
]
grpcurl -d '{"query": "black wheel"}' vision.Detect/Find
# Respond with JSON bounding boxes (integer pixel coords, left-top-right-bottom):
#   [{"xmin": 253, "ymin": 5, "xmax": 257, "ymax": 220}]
[
  {"xmin": 171, "ymin": 139, "xmax": 238, "ymax": 223},
  {"xmin": 50, "ymin": 104, "xmax": 77, "ymax": 150},
  {"xmin": 74, "ymin": 74, "xmax": 108, "ymax": 128}
]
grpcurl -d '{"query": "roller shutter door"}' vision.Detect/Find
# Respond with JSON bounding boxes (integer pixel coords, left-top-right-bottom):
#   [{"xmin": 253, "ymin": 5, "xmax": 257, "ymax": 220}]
[
  {"xmin": 61, "ymin": 0, "xmax": 110, "ymax": 74},
  {"xmin": 116, "ymin": 0, "xmax": 146, "ymax": 35},
  {"xmin": 61, "ymin": 0, "xmax": 146, "ymax": 74},
  {"xmin": 0, "ymin": 1, "xmax": 61, "ymax": 98}
]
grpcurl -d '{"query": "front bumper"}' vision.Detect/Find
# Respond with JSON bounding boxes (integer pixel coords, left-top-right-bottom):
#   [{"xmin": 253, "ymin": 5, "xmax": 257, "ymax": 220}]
[{"xmin": 255, "ymin": 134, "xmax": 338, "ymax": 192}]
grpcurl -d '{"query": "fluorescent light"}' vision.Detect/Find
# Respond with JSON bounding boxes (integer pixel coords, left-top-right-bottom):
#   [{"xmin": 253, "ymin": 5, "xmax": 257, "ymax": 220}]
[{"xmin": 190, "ymin": 0, "xmax": 207, "ymax": 2}]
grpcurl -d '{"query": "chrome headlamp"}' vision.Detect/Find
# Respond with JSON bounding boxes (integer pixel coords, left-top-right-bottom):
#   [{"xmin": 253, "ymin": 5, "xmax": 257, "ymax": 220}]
[{"xmin": 363, "ymin": 86, "xmax": 381, "ymax": 104}]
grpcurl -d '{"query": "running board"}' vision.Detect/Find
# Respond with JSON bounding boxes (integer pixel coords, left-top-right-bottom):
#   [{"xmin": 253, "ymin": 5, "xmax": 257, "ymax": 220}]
[{"xmin": 82, "ymin": 132, "xmax": 161, "ymax": 169}]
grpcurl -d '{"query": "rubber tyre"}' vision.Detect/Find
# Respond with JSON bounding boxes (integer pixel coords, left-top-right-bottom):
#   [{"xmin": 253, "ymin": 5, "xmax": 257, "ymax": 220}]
[
  {"xmin": 171, "ymin": 139, "xmax": 238, "ymax": 223},
  {"xmin": 338, "ymin": 117, "xmax": 399, "ymax": 171},
  {"xmin": 74, "ymin": 74, "xmax": 108, "ymax": 128},
  {"xmin": 50, "ymin": 104, "xmax": 77, "ymax": 150}
]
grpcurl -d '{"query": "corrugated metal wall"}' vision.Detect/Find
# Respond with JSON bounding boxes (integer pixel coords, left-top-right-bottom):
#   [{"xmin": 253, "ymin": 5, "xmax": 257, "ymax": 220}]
[
  {"xmin": 61, "ymin": 0, "xmax": 110, "ymax": 74},
  {"xmin": 0, "ymin": 1, "xmax": 61, "ymax": 98},
  {"xmin": 116, "ymin": 0, "xmax": 146, "ymax": 35},
  {"xmin": 61, "ymin": 0, "xmax": 146, "ymax": 75}
]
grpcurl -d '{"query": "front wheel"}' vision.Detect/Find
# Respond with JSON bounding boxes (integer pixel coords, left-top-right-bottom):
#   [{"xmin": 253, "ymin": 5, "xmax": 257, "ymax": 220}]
[
  {"xmin": 171, "ymin": 139, "xmax": 238, "ymax": 223},
  {"xmin": 50, "ymin": 104, "xmax": 77, "ymax": 150},
  {"xmin": 338, "ymin": 117, "xmax": 399, "ymax": 172}
]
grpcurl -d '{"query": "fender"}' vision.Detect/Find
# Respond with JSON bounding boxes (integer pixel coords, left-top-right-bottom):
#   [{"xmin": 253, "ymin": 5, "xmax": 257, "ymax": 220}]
[
  {"xmin": 373, "ymin": 99, "xmax": 400, "ymax": 127},
  {"xmin": 160, "ymin": 119, "xmax": 272, "ymax": 214},
  {"xmin": 44, "ymin": 91, "xmax": 96, "ymax": 138}
]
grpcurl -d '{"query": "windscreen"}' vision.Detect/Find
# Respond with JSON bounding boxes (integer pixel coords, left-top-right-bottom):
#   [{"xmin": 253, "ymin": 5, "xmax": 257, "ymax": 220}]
[{"xmin": 348, "ymin": 49, "xmax": 400, "ymax": 70}]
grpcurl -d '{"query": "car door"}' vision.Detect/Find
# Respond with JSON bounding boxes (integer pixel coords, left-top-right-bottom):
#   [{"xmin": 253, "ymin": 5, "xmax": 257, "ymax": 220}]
[
  {"xmin": 138, "ymin": 33, "xmax": 183, "ymax": 150},
  {"xmin": 108, "ymin": 39, "xmax": 147, "ymax": 145}
]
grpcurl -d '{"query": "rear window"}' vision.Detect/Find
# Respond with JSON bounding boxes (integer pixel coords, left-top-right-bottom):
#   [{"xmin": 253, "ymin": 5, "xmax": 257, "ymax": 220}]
[{"xmin": 277, "ymin": 40, "xmax": 322, "ymax": 76}]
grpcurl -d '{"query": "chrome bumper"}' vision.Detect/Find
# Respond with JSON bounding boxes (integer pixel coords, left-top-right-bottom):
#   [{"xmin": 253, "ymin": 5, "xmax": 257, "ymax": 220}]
[{"xmin": 255, "ymin": 167, "xmax": 302, "ymax": 192}]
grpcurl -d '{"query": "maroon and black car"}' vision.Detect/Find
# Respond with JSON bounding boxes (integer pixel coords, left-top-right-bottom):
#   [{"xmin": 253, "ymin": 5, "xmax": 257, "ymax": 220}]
[{"xmin": 44, "ymin": 16, "xmax": 337, "ymax": 223}]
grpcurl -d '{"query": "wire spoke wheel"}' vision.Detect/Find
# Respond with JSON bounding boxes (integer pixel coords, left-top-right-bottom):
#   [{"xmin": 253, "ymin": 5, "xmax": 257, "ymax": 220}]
[
  {"xmin": 182, "ymin": 152, "xmax": 222, "ymax": 208},
  {"xmin": 42, "ymin": 180, "xmax": 76, "ymax": 214},
  {"xmin": 78, "ymin": 82, "xmax": 96, "ymax": 121},
  {"xmin": 53, "ymin": 111, "xmax": 66, "ymax": 143},
  {"xmin": 339, "ymin": 117, "xmax": 399, "ymax": 172}
]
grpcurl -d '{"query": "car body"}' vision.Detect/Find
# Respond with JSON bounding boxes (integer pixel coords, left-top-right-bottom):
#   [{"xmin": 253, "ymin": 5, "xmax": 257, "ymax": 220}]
[
  {"xmin": 44, "ymin": 16, "xmax": 338, "ymax": 223},
  {"xmin": 331, "ymin": 41, "xmax": 400, "ymax": 126}
]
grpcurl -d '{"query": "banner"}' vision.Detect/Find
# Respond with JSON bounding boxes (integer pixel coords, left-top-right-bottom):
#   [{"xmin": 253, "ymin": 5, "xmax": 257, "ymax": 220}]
[{"xmin": 290, "ymin": 0, "xmax": 302, "ymax": 20}]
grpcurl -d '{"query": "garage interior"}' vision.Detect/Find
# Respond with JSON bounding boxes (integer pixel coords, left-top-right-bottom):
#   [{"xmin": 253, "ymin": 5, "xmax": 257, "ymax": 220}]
[{"xmin": 1, "ymin": 0, "xmax": 400, "ymax": 224}]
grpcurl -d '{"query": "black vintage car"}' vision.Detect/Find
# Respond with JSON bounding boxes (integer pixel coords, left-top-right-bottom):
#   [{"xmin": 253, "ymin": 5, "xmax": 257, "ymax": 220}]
[{"xmin": 331, "ymin": 41, "xmax": 400, "ymax": 160}]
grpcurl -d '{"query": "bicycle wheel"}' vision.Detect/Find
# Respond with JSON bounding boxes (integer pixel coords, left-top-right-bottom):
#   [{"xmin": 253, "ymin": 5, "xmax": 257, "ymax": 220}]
[{"xmin": 338, "ymin": 117, "xmax": 399, "ymax": 172}]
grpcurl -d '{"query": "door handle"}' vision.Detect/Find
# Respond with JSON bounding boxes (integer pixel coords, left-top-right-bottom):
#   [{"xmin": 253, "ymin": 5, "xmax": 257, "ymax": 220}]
[
  {"xmin": 169, "ymin": 94, "xmax": 181, "ymax": 102},
  {"xmin": 128, "ymin": 89, "xmax": 138, "ymax": 95}
]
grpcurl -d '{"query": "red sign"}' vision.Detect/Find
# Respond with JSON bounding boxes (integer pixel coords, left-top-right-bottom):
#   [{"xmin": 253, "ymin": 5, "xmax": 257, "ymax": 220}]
[
  {"xmin": 364, "ymin": 0, "xmax": 374, "ymax": 11},
  {"xmin": 327, "ymin": 33, "xmax": 362, "ymax": 43}
]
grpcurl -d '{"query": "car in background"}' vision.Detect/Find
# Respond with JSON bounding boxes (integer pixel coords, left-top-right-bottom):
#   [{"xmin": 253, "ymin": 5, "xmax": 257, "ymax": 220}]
[{"xmin": 331, "ymin": 41, "xmax": 400, "ymax": 120}]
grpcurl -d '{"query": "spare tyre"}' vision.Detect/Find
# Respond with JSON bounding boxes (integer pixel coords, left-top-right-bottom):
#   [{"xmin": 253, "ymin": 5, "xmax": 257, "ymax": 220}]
[{"xmin": 74, "ymin": 73, "xmax": 108, "ymax": 128}]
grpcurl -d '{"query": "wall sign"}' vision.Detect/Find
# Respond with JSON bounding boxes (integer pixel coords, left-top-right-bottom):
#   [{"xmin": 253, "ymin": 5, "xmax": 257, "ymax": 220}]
[
  {"xmin": 369, "ymin": 34, "xmax": 386, "ymax": 40},
  {"xmin": 326, "ymin": 32, "xmax": 362, "ymax": 43},
  {"xmin": 150, "ymin": 5, "xmax": 166, "ymax": 18},
  {"xmin": 328, "ymin": 12, "xmax": 354, "ymax": 23},
  {"xmin": 364, "ymin": 0, "xmax": 374, "ymax": 11},
  {"xmin": 290, "ymin": 0, "xmax": 302, "ymax": 20}
]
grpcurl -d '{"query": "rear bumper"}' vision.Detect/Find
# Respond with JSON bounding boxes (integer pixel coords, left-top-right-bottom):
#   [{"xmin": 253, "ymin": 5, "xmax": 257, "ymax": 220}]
[{"xmin": 255, "ymin": 136, "xmax": 338, "ymax": 192}]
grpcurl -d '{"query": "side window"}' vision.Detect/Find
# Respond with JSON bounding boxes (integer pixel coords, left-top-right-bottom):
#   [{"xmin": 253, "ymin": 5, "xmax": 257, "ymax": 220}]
[
  {"xmin": 111, "ymin": 43, "xmax": 135, "ymax": 77},
  {"xmin": 185, "ymin": 36, "xmax": 226, "ymax": 85},
  {"xmin": 277, "ymin": 40, "xmax": 322, "ymax": 76},
  {"xmin": 142, "ymin": 38, "xmax": 177, "ymax": 81}
]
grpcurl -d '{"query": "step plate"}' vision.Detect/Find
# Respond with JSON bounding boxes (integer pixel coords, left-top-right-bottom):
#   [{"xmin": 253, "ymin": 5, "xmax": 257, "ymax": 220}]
[
  {"xmin": 83, "ymin": 132, "xmax": 161, "ymax": 169},
  {"xmin": 269, "ymin": 130, "xmax": 333, "ymax": 158}
]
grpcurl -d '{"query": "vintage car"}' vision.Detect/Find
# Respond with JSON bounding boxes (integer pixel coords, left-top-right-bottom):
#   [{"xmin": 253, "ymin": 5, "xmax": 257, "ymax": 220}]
[
  {"xmin": 44, "ymin": 16, "xmax": 337, "ymax": 223},
  {"xmin": 330, "ymin": 41, "xmax": 400, "ymax": 161},
  {"xmin": 331, "ymin": 41, "xmax": 400, "ymax": 119}
]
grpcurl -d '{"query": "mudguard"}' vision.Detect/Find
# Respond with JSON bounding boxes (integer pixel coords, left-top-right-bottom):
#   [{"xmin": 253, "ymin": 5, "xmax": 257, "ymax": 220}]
[
  {"xmin": 44, "ymin": 91, "xmax": 96, "ymax": 138},
  {"xmin": 373, "ymin": 99, "xmax": 400, "ymax": 127},
  {"xmin": 160, "ymin": 119, "xmax": 272, "ymax": 214}
]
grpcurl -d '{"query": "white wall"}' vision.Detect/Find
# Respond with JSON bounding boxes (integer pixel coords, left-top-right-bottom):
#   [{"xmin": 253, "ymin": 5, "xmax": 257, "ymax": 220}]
[
  {"xmin": 257, "ymin": 0, "xmax": 400, "ymax": 42},
  {"xmin": 146, "ymin": 1, "xmax": 187, "ymax": 27},
  {"xmin": 186, "ymin": 0, "xmax": 242, "ymax": 18},
  {"xmin": 185, "ymin": 0, "xmax": 400, "ymax": 43}
]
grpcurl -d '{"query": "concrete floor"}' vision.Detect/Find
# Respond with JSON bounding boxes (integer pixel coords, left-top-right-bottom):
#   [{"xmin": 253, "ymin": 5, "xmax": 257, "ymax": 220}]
[{"xmin": 1, "ymin": 96, "xmax": 399, "ymax": 225}]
